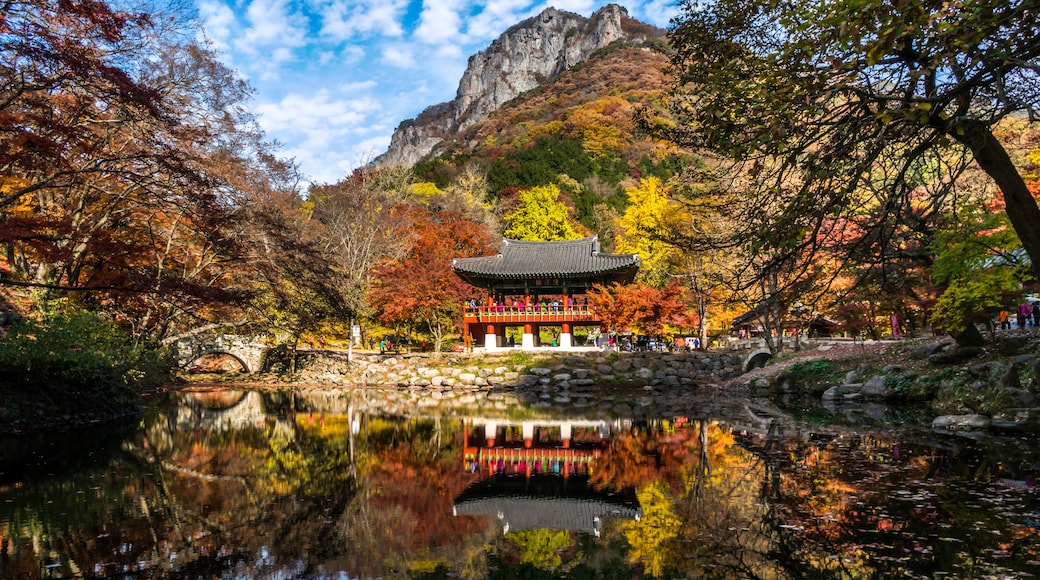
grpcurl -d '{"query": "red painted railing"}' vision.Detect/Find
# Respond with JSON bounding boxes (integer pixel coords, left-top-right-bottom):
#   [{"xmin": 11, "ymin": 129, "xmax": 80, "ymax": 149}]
[{"xmin": 462, "ymin": 305, "xmax": 598, "ymax": 324}]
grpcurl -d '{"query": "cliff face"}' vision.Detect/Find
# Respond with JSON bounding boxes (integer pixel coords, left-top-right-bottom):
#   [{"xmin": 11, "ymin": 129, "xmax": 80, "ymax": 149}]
[{"xmin": 378, "ymin": 4, "xmax": 631, "ymax": 168}]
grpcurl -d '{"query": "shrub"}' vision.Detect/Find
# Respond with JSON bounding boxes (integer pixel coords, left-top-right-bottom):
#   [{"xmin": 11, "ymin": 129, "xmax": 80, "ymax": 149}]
[
  {"xmin": 784, "ymin": 359, "xmax": 837, "ymax": 383},
  {"xmin": 504, "ymin": 351, "xmax": 534, "ymax": 369},
  {"xmin": 883, "ymin": 372, "xmax": 920, "ymax": 396},
  {"xmin": 0, "ymin": 313, "xmax": 173, "ymax": 395},
  {"xmin": 777, "ymin": 359, "xmax": 840, "ymax": 394}
]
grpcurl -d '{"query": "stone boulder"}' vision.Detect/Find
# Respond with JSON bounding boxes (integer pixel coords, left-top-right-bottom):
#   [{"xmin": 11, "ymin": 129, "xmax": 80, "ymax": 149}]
[
  {"xmin": 860, "ymin": 376, "xmax": 890, "ymax": 400},
  {"xmin": 911, "ymin": 342, "xmax": 949, "ymax": 359},
  {"xmin": 997, "ymin": 336, "xmax": 1030, "ymax": 356},
  {"xmin": 929, "ymin": 346, "xmax": 982, "ymax": 365},
  {"xmin": 822, "ymin": 384, "xmax": 863, "ymax": 400},
  {"xmin": 932, "ymin": 414, "xmax": 992, "ymax": 431}
]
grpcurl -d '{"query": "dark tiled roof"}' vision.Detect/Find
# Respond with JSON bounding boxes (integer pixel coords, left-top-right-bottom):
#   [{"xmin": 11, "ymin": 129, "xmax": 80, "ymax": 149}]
[
  {"xmin": 452, "ymin": 236, "xmax": 639, "ymax": 280},
  {"xmin": 453, "ymin": 496, "xmax": 640, "ymax": 534}
]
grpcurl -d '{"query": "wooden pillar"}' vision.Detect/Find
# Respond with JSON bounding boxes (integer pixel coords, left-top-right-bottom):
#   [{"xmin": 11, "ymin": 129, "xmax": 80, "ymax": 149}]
[{"xmin": 560, "ymin": 322, "xmax": 573, "ymax": 349}]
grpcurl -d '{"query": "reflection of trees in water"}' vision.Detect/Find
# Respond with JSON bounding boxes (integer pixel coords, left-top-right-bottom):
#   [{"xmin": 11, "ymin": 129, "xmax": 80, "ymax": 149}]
[
  {"xmin": 608, "ymin": 420, "xmax": 779, "ymax": 578},
  {"xmin": 132, "ymin": 398, "xmax": 362, "ymax": 576},
  {"xmin": 8, "ymin": 390, "xmax": 1040, "ymax": 578},
  {"xmin": 333, "ymin": 414, "xmax": 493, "ymax": 578},
  {"xmin": 589, "ymin": 419, "xmax": 1040, "ymax": 579},
  {"xmin": 0, "ymin": 390, "xmax": 368, "ymax": 578},
  {"xmin": 736, "ymin": 428, "xmax": 1040, "ymax": 579}
]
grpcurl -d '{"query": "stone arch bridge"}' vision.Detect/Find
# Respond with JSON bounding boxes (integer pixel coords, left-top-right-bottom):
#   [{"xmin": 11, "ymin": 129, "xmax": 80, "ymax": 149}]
[{"xmin": 173, "ymin": 334, "xmax": 269, "ymax": 374}]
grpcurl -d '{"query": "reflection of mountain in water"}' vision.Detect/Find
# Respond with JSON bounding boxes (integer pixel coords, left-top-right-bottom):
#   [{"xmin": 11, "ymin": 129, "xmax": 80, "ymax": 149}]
[{"xmin": 453, "ymin": 474, "xmax": 639, "ymax": 535}]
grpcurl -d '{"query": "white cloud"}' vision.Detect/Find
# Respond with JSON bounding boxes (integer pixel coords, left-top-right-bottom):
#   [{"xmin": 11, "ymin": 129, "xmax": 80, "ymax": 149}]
[
  {"xmin": 380, "ymin": 45, "xmax": 417, "ymax": 68},
  {"xmin": 238, "ymin": 0, "xmax": 308, "ymax": 52},
  {"xmin": 537, "ymin": 0, "xmax": 595, "ymax": 14},
  {"xmin": 338, "ymin": 80, "xmax": 378, "ymax": 93},
  {"xmin": 340, "ymin": 45, "xmax": 366, "ymax": 65},
  {"xmin": 256, "ymin": 90, "xmax": 380, "ymax": 133},
  {"xmin": 463, "ymin": 0, "xmax": 538, "ymax": 43},
  {"xmin": 352, "ymin": 135, "xmax": 394, "ymax": 164},
  {"xmin": 632, "ymin": 0, "xmax": 679, "ymax": 28},
  {"xmin": 196, "ymin": 0, "xmax": 237, "ymax": 51},
  {"xmin": 253, "ymin": 90, "xmax": 387, "ymax": 182},
  {"xmin": 414, "ymin": 0, "xmax": 466, "ymax": 45},
  {"xmin": 319, "ymin": 0, "xmax": 408, "ymax": 41},
  {"xmin": 432, "ymin": 42, "xmax": 463, "ymax": 59}
]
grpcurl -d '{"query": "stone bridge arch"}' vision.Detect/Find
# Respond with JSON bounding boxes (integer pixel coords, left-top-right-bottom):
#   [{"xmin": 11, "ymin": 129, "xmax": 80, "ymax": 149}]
[
  {"xmin": 743, "ymin": 348, "xmax": 772, "ymax": 373},
  {"xmin": 174, "ymin": 334, "xmax": 268, "ymax": 374}
]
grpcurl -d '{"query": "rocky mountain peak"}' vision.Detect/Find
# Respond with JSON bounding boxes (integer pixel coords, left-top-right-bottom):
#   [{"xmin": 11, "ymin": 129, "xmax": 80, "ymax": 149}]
[{"xmin": 377, "ymin": 4, "xmax": 634, "ymax": 169}]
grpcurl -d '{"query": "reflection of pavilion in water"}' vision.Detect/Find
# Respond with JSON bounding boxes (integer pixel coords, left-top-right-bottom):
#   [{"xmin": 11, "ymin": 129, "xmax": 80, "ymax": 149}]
[{"xmin": 453, "ymin": 417, "xmax": 640, "ymax": 536}]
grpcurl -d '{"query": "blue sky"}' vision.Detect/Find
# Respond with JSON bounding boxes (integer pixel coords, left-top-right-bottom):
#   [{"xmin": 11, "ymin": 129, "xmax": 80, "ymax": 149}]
[{"xmin": 194, "ymin": 0, "xmax": 679, "ymax": 185}]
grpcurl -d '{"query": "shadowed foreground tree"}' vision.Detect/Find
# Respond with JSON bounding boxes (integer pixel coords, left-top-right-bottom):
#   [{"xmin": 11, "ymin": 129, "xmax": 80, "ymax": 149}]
[
  {"xmin": 0, "ymin": 0, "xmax": 292, "ymax": 342},
  {"xmin": 657, "ymin": 0, "xmax": 1040, "ymax": 285}
]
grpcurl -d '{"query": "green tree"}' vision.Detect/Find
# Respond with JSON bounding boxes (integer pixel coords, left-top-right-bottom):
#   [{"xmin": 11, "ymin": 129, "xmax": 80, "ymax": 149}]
[
  {"xmin": 487, "ymin": 135, "xmax": 595, "ymax": 193},
  {"xmin": 503, "ymin": 184, "xmax": 583, "ymax": 241},
  {"xmin": 660, "ymin": 0, "xmax": 1040, "ymax": 282},
  {"xmin": 930, "ymin": 198, "xmax": 1027, "ymax": 334}
]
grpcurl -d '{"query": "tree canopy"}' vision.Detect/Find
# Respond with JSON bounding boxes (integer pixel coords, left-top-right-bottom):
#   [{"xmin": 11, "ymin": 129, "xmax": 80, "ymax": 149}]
[
  {"xmin": 503, "ymin": 184, "xmax": 584, "ymax": 241},
  {"xmin": 659, "ymin": 0, "xmax": 1040, "ymax": 282}
]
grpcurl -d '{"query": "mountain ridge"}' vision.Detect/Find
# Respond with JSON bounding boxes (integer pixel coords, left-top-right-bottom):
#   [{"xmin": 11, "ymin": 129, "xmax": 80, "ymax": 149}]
[{"xmin": 376, "ymin": 4, "xmax": 660, "ymax": 169}]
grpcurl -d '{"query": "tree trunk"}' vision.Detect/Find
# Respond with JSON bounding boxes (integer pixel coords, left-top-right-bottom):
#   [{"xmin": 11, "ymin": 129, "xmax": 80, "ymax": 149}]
[
  {"xmin": 954, "ymin": 321, "xmax": 987, "ymax": 347},
  {"xmin": 696, "ymin": 294, "xmax": 709, "ymax": 350},
  {"xmin": 957, "ymin": 121, "xmax": 1040, "ymax": 281}
]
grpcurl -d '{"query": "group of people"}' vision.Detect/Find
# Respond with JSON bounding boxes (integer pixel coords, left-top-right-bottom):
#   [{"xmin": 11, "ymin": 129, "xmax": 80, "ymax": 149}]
[
  {"xmin": 467, "ymin": 296, "xmax": 586, "ymax": 313},
  {"xmin": 998, "ymin": 300, "xmax": 1040, "ymax": 330}
]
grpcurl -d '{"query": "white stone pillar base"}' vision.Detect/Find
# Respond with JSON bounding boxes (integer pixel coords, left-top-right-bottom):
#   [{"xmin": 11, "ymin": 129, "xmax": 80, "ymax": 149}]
[
  {"xmin": 522, "ymin": 422, "xmax": 535, "ymax": 441},
  {"xmin": 559, "ymin": 333, "xmax": 573, "ymax": 348},
  {"xmin": 521, "ymin": 333, "xmax": 535, "ymax": 349},
  {"xmin": 484, "ymin": 333, "xmax": 498, "ymax": 351}
]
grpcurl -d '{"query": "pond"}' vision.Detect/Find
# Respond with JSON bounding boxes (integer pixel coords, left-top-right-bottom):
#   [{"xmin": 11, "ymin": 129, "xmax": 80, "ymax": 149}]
[{"xmin": 2, "ymin": 385, "xmax": 1039, "ymax": 578}]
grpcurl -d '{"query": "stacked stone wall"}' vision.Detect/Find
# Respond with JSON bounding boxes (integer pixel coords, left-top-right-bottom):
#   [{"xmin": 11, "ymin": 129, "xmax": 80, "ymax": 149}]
[{"xmin": 290, "ymin": 350, "xmax": 743, "ymax": 389}]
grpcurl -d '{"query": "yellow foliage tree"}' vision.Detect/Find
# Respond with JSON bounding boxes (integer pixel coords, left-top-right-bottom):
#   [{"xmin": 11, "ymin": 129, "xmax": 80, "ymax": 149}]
[
  {"xmin": 503, "ymin": 184, "xmax": 583, "ymax": 241},
  {"xmin": 623, "ymin": 482, "xmax": 682, "ymax": 577},
  {"xmin": 615, "ymin": 177, "xmax": 685, "ymax": 286},
  {"xmin": 563, "ymin": 96, "xmax": 633, "ymax": 158},
  {"xmin": 410, "ymin": 181, "xmax": 443, "ymax": 199}
]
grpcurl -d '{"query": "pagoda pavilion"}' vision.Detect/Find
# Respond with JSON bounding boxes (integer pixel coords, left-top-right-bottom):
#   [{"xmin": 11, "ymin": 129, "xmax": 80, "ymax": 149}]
[{"xmin": 451, "ymin": 236, "xmax": 640, "ymax": 350}]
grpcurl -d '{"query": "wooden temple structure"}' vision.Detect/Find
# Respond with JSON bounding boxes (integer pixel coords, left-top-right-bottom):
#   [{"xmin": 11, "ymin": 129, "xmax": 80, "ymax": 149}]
[{"xmin": 451, "ymin": 236, "xmax": 640, "ymax": 350}]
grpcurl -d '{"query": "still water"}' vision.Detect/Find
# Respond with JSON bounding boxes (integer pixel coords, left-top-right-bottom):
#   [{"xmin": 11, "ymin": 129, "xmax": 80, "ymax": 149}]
[{"xmin": 2, "ymin": 385, "xmax": 1040, "ymax": 579}]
